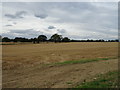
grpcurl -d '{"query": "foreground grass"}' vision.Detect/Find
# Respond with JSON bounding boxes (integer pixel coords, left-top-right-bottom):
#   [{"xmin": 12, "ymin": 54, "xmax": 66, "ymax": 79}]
[
  {"xmin": 48, "ymin": 57, "xmax": 117, "ymax": 66},
  {"xmin": 76, "ymin": 71, "xmax": 119, "ymax": 88}
]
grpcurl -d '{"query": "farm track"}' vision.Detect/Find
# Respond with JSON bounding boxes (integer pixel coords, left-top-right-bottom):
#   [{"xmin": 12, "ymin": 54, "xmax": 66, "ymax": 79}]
[{"xmin": 3, "ymin": 59, "xmax": 118, "ymax": 88}]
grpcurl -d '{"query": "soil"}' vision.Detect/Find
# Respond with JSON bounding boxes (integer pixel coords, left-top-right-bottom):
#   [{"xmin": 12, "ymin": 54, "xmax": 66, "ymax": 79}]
[{"xmin": 2, "ymin": 59, "xmax": 118, "ymax": 88}]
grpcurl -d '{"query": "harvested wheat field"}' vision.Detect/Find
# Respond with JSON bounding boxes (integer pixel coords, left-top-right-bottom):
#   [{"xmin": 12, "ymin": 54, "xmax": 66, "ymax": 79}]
[{"xmin": 2, "ymin": 42, "xmax": 118, "ymax": 88}]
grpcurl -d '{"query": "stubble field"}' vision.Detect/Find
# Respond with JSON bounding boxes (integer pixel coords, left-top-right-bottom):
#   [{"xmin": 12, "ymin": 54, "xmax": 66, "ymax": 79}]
[{"xmin": 2, "ymin": 42, "xmax": 118, "ymax": 88}]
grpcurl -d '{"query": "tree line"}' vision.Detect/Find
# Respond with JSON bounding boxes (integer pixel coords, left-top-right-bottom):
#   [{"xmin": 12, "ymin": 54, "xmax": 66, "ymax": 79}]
[
  {"xmin": 0, "ymin": 34, "xmax": 70, "ymax": 43},
  {"xmin": 0, "ymin": 33, "xmax": 119, "ymax": 43}
]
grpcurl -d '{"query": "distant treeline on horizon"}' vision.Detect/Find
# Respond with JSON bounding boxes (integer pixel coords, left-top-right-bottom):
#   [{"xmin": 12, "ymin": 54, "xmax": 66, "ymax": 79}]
[{"xmin": 0, "ymin": 34, "xmax": 119, "ymax": 43}]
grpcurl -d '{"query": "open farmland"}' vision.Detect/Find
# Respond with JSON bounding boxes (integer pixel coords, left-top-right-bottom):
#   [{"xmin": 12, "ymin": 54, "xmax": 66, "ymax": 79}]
[{"xmin": 2, "ymin": 42, "xmax": 118, "ymax": 88}]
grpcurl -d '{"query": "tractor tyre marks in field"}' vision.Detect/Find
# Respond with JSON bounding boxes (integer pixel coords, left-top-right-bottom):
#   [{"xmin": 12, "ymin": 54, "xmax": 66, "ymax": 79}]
[{"xmin": 3, "ymin": 59, "xmax": 118, "ymax": 88}]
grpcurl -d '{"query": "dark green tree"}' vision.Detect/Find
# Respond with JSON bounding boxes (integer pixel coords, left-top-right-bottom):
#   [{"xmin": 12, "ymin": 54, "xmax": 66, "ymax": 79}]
[
  {"xmin": 37, "ymin": 35, "xmax": 47, "ymax": 43},
  {"xmin": 33, "ymin": 38, "xmax": 37, "ymax": 44},
  {"xmin": 50, "ymin": 34, "xmax": 62, "ymax": 42},
  {"xmin": 2, "ymin": 37, "xmax": 11, "ymax": 42},
  {"xmin": 62, "ymin": 37, "xmax": 70, "ymax": 42},
  {"xmin": 0, "ymin": 35, "xmax": 2, "ymax": 42}
]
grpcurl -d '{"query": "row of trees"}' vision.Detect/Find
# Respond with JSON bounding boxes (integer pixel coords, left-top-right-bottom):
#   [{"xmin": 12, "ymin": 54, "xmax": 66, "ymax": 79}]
[
  {"xmin": 1, "ymin": 34, "xmax": 70, "ymax": 43},
  {"xmin": 0, "ymin": 34, "xmax": 119, "ymax": 43}
]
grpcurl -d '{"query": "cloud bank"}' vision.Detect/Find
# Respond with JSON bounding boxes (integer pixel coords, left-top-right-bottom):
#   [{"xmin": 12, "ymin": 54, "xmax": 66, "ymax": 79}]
[{"xmin": 2, "ymin": 2, "xmax": 118, "ymax": 40}]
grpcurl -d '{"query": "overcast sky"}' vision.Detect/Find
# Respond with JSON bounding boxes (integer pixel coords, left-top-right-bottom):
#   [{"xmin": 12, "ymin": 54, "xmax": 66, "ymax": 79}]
[{"xmin": 1, "ymin": 2, "xmax": 118, "ymax": 40}]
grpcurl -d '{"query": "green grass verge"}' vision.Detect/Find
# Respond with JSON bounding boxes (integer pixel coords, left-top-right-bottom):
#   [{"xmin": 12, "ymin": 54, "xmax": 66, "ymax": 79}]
[
  {"xmin": 76, "ymin": 71, "xmax": 119, "ymax": 88},
  {"xmin": 49, "ymin": 57, "xmax": 116, "ymax": 66}
]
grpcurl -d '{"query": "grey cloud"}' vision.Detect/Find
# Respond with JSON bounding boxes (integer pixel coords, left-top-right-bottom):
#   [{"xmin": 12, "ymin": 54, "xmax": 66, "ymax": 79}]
[
  {"xmin": 35, "ymin": 13, "xmax": 48, "ymax": 19},
  {"xmin": 10, "ymin": 29, "xmax": 31, "ymax": 33},
  {"xmin": 57, "ymin": 29, "xmax": 66, "ymax": 34},
  {"xmin": 13, "ymin": 22, "xmax": 17, "ymax": 24},
  {"xmin": 5, "ymin": 14, "xmax": 16, "ymax": 19},
  {"xmin": 8, "ymin": 29, "xmax": 44, "ymax": 38},
  {"xmin": 2, "ymin": 33, "xmax": 15, "ymax": 38},
  {"xmin": 3, "ymin": 2, "xmax": 117, "ymax": 40},
  {"xmin": 46, "ymin": 2, "xmax": 117, "ymax": 32},
  {"xmin": 48, "ymin": 26, "xmax": 56, "ymax": 29},
  {"xmin": 10, "ymin": 29, "xmax": 40, "ymax": 34},
  {"xmin": 5, "ymin": 11, "xmax": 27, "ymax": 19},
  {"xmin": 5, "ymin": 24, "xmax": 13, "ymax": 27},
  {"xmin": 15, "ymin": 11, "xmax": 27, "ymax": 18}
]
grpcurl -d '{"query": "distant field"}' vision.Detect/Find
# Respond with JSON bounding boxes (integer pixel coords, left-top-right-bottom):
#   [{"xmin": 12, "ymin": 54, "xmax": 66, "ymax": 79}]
[
  {"xmin": 3, "ymin": 42, "xmax": 118, "ymax": 63},
  {"xmin": 2, "ymin": 42, "xmax": 118, "ymax": 88}
]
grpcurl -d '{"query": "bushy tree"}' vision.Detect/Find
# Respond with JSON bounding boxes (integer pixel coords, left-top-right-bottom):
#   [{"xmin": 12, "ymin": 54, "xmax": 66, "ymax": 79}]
[
  {"xmin": 2, "ymin": 37, "xmax": 11, "ymax": 42},
  {"xmin": 62, "ymin": 37, "xmax": 70, "ymax": 42},
  {"xmin": 38, "ymin": 35, "xmax": 47, "ymax": 43},
  {"xmin": 13, "ymin": 37, "xmax": 29, "ymax": 42},
  {"xmin": 50, "ymin": 34, "xmax": 62, "ymax": 42}
]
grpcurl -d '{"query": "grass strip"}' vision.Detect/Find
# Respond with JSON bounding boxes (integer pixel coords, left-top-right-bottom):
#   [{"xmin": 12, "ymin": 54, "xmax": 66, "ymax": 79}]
[
  {"xmin": 76, "ymin": 71, "xmax": 119, "ymax": 88},
  {"xmin": 50, "ymin": 57, "xmax": 115, "ymax": 66}
]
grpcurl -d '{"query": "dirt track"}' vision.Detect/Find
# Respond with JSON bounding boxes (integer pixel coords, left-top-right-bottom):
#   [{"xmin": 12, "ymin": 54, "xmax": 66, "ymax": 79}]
[{"xmin": 3, "ymin": 59, "xmax": 118, "ymax": 88}]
